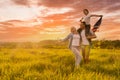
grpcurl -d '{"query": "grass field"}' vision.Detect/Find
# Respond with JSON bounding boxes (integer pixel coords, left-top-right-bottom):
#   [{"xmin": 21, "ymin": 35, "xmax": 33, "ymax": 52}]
[{"xmin": 0, "ymin": 46, "xmax": 120, "ymax": 80}]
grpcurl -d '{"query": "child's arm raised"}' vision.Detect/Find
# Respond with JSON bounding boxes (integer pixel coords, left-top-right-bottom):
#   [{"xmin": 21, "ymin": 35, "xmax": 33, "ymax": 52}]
[{"xmin": 90, "ymin": 14, "xmax": 103, "ymax": 17}]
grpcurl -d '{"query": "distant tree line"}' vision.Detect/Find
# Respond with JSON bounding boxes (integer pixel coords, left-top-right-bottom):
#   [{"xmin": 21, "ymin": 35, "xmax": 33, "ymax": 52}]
[
  {"xmin": 0, "ymin": 40, "xmax": 119, "ymax": 49},
  {"xmin": 92, "ymin": 40, "xmax": 120, "ymax": 49}
]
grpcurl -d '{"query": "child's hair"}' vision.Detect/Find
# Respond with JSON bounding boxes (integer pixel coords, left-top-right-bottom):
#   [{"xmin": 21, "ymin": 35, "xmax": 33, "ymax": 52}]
[{"xmin": 83, "ymin": 9, "xmax": 89, "ymax": 12}]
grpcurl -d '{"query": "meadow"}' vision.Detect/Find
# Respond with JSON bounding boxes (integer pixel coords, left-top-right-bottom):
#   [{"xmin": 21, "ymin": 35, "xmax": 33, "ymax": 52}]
[{"xmin": 0, "ymin": 41, "xmax": 120, "ymax": 80}]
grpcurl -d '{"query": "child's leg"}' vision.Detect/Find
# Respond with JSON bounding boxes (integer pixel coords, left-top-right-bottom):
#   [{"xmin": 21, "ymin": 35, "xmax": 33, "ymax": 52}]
[
  {"xmin": 85, "ymin": 24, "xmax": 90, "ymax": 36},
  {"xmin": 90, "ymin": 30, "xmax": 97, "ymax": 38},
  {"xmin": 86, "ymin": 28, "xmax": 97, "ymax": 39},
  {"xmin": 85, "ymin": 24, "xmax": 96, "ymax": 38},
  {"xmin": 81, "ymin": 45, "xmax": 86, "ymax": 63}
]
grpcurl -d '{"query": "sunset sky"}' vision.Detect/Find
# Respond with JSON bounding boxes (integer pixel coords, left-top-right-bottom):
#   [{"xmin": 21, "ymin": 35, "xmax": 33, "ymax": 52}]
[{"xmin": 0, "ymin": 0, "xmax": 120, "ymax": 42}]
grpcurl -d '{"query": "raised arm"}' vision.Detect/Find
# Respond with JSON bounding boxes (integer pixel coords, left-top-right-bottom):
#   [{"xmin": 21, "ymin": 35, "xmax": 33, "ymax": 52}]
[{"xmin": 90, "ymin": 14, "xmax": 103, "ymax": 17}]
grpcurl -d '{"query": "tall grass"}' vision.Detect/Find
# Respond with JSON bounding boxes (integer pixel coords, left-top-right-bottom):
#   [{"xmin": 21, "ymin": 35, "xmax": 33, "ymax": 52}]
[{"xmin": 0, "ymin": 47, "xmax": 119, "ymax": 80}]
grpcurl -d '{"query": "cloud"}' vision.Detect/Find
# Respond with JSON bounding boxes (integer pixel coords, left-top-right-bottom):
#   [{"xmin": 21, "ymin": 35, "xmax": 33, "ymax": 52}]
[
  {"xmin": 0, "ymin": 19, "xmax": 42, "ymax": 40},
  {"xmin": 0, "ymin": 21, "xmax": 14, "ymax": 28},
  {"xmin": 113, "ymin": 18, "xmax": 120, "ymax": 23},
  {"xmin": 11, "ymin": 0, "xmax": 29, "ymax": 6},
  {"xmin": 0, "ymin": 31, "xmax": 8, "ymax": 34},
  {"xmin": 10, "ymin": 0, "xmax": 120, "ymax": 12},
  {"xmin": 103, "ymin": 3, "xmax": 120, "ymax": 12},
  {"xmin": 40, "ymin": 26, "xmax": 67, "ymax": 34},
  {"xmin": 0, "ymin": 2, "xmax": 73, "ymax": 22},
  {"xmin": 0, "ymin": 0, "xmax": 120, "ymax": 41},
  {"xmin": 43, "ymin": 7, "xmax": 74, "ymax": 16},
  {"xmin": 0, "ymin": 0, "xmax": 12, "ymax": 7},
  {"xmin": 92, "ymin": 10, "xmax": 120, "ymax": 20},
  {"xmin": 0, "ymin": 26, "xmax": 6, "ymax": 30},
  {"xmin": 8, "ymin": 20, "xmax": 43, "ymax": 27},
  {"xmin": 37, "ymin": 0, "xmax": 78, "ymax": 8}
]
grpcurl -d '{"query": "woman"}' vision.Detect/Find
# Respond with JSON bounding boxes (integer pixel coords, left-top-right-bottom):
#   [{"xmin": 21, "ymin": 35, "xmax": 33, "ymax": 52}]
[
  {"xmin": 77, "ymin": 22, "xmax": 95, "ymax": 63},
  {"xmin": 61, "ymin": 27, "xmax": 82, "ymax": 69}
]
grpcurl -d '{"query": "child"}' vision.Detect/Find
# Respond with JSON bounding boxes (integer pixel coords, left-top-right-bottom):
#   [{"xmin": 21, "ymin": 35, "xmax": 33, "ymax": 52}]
[
  {"xmin": 61, "ymin": 27, "xmax": 82, "ymax": 69},
  {"xmin": 80, "ymin": 9, "xmax": 103, "ymax": 39}
]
